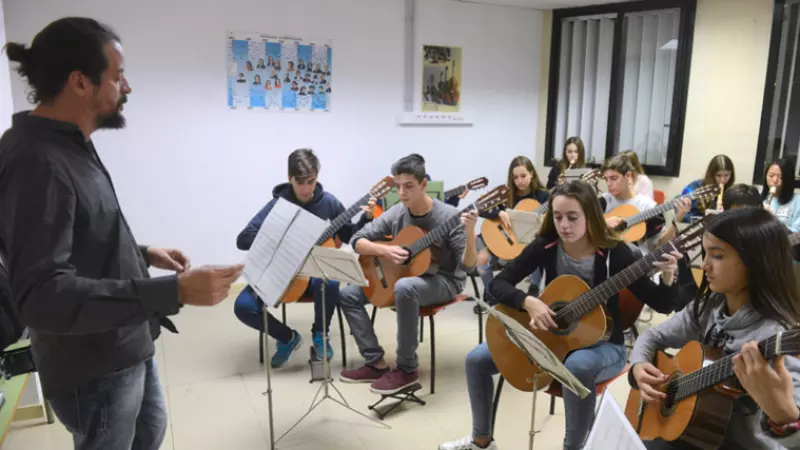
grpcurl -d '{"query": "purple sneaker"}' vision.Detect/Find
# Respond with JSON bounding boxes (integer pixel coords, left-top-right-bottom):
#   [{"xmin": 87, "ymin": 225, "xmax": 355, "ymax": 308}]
[
  {"xmin": 339, "ymin": 364, "xmax": 390, "ymax": 383},
  {"xmin": 369, "ymin": 368, "xmax": 419, "ymax": 395}
]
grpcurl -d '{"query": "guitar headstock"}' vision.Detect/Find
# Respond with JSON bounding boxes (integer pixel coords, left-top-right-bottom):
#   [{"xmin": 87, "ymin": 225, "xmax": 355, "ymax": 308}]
[
  {"xmin": 466, "ymin": 177, "xmax": 489, "ymax": 191},
  {"xmin": 370, "ymin": 176, "xmax": 395, "ymax": 198},
  {"xmin": 475, "ymin": 185, "xmax": 509, "ymax": 212},
  {"xmin": 692, "ymin": 184, "xmax": 722, "ymax": 202},
  {"xmin": 671, "ymin": 216, "xmax": 709, "ymax": 253},
  {"xmin": 581, "ymin": 168, "xmax": 602, "ymax": 183}
]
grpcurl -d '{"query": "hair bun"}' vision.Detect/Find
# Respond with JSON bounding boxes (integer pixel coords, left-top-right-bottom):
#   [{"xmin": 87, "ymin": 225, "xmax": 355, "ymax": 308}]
[{"xmin": 4, "ymin": 43, "xmax": 30, "ymax": 64}]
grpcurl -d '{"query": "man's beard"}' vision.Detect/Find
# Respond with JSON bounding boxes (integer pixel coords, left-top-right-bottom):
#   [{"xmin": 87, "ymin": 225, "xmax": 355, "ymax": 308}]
[{"xmin": 96, "ymin": 96, "xmax": 127, "ymax": 129}]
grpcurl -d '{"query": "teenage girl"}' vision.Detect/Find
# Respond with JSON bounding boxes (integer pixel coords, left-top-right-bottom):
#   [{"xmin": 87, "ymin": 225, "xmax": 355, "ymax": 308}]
[
  {"xmin": 762, "ymin": 158, "xmax": 800, "ymax": 232},
  {"xmin": 619, "ymin": 150, "xmax": 654, "ymax": 199},
  {"xmin": 477, "ymin": 156, "xmax": 549, "ymax": 298},
  {"xmin": 631, "ymin": 207, "xmax": 800, "ymax": 450},
  {"xmin": 440, "ymin": 180, "xmax": 680, "ymax": 450},
  {"xmin": 547, "ymin": 136, "xmax": 586, "ymax": 189},
  {"xmin": 680, "ymin": 154, "xmax": 735, "ymax": 221}
]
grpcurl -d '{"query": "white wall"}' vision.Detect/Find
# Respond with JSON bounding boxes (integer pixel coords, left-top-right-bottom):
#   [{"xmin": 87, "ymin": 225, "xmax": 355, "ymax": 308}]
[
  {"xmin": 0, "ymin": 0, "xmax": 13, "ymax": 131},
  {"xmin": 4, "ymin": 0, "xmax": 543, "ymax": 266}
]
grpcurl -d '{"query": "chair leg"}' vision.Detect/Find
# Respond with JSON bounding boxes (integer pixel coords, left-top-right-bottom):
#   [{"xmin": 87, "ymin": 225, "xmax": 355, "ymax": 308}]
[
  {"xmin": 420, "ymin": 316, "xmax": 425, "ymax": 343},
  {"xmin": 478, "ymin": 308, "xmax": 484, "ymax": 344},
  {"xmin": 549, "ymin": 394, "xmax": 556, "ymax": 415},
  {"xmin": 429, "ymin": 315, "xmax": 436, "ymax": 395},
  {"xmin": 282, "ymin": 303, "xmax": 287, "ymax": 325},
  {"xmin": 491, "ymin": 376, "xmax": 505, "ymax": 437},
  {"xmin": 470, "ymin": 273, "xmax": 481, "ymax": 301},
  {"xmin": 258, "ymin": 331, "xmax": 264, "ymax": 364},
  {"xmin": 337, "ymin": 305, "xmax": 347, "ymax": 368},
  {"xmin": 370, "ymin": 306, "xmax": 377, "ymax": 326}
]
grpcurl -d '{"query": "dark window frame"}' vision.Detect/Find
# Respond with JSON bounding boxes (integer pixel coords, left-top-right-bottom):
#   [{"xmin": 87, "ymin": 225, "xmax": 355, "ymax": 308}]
[
  {"xmin": 544, "ymin": 0, "xmax": 697, "ymax": 177},
  {"xmin": 753, "ymin": 0, "xmax": 800, "ymax": 182}
]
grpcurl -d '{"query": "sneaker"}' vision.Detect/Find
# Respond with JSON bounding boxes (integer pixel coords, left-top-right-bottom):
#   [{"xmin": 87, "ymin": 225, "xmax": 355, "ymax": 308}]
[
  {"xmin": 339, "ymin": 364, "xmax": 390, "ymax": 383},
  {"xmin": 312, "ymin": 332, "xmax": 334, "ymax": 361},
  {"xmin": 439, "ymin": 436, "xmax": 498, "ymax": 450},
  {"xmin": 369, "ymin": 368, "xmax": 419, "ymax": 395},
  {"xmin": 270, "ymin": 331, "xmax": 302, "ymax": 368}
]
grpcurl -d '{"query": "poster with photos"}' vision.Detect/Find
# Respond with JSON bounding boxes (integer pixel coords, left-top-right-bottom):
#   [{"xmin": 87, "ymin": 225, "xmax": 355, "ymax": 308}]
[
  {"xmin": 421, "ymin": 45, "xmax": 462, "ymax": 113},
  {"xmin": 227, "ymin": 30, "xmax": 332, "ymax": 112}
]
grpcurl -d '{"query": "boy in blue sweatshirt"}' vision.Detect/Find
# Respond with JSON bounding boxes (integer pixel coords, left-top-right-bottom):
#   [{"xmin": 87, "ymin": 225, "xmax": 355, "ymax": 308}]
[{"xmin": 234, "ymin": 149, "xmax": 357, "ymax": 368}]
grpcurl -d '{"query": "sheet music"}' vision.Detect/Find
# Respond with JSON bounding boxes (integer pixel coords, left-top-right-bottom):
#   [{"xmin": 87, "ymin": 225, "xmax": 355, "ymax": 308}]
[
  {"xmin": 243, "ymin": 198, "xmax": 328, "ymax": 307},
  {"xmin": 299, "ymin": 247, "xmax": 368, "ymax": 286},
  {"xmin": 583, "ymin": 392, "xmax": 646, "ymax": 450},
  {"xmin": 507, "ymin": 209, "xmax": 543, "ymax": 245},
  {"xmin": 477, "ymin": 299, "xmax": 590, "ymax": 399}
]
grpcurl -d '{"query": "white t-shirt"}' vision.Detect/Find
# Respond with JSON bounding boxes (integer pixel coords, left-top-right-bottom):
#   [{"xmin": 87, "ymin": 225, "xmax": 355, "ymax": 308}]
[
  {"xmin": 602, "ymin": 192, "xmax": 658, "ymax": 253},
  {"xmin": 634, "ymin": 174, "xmax": 654, "ymax": 200}
]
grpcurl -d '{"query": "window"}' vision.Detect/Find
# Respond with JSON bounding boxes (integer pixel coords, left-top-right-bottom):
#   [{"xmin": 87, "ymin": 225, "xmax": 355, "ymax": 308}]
[
  {"xmin": 754, "ymin": 0, "xmax": 800, "ymax": 181},
  {"xmin": 545, "ymin": 0, "xmax": 697, "ymax": 176}
]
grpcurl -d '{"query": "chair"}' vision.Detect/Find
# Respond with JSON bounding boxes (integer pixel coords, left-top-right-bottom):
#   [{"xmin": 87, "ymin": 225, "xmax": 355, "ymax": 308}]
[
  {"xmin": 258, "ymin": 297, "xmax": 348, "ymax": 368},
  {"xmin": 654, "ymin": 189, "xmax": 666, "ymax": 205},
  {"xmin": 370, "ymin": 294, "xmax": 471, "ymax": 394}
]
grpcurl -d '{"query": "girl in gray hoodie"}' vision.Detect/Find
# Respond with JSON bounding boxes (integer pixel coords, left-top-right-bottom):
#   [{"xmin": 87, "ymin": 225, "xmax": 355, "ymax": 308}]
[{"xmin": 630, "ymin": 207, "xmax": 800, "ymax": 450}]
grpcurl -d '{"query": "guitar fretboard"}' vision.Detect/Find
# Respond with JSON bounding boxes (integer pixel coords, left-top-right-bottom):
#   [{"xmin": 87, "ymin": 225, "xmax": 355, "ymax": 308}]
[
  {"xmin": 407, "ymin": 204, "xmax": 477, "ymax": 257},
  {"xmin": 622, "ymin": 191, "xmax": 701, "ymax": 228},
  {"xmin": 444, "ymin": 185, "xmax": 466, "ymax": 200},
  {"xmin": 316, "ymin": 192, "xmax": 371, "ymax": 245}
]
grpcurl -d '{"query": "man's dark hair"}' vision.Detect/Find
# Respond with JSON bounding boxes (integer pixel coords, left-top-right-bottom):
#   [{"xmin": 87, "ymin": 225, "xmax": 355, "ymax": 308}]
[
  {"xmin": 722, "ymin": 183, "xmax": 763, "ymax": 211},
  {"xmin": 288, "ymin": 148, "xmax": 320, "ymax": 180},
  {"xmin": 4, "ymin": 17, "xmax": 120, "ymax": 104},
  {"xmin": 391, "ymin": 153, "xmax": 426, "ymax": 182}
]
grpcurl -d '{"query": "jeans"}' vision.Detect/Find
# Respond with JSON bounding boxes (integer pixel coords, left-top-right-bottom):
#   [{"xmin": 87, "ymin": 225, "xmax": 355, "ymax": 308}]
[
  {"xmin": 234, "ymin": 278, "xmax": 339, "ymax": 343},
  {"xmin": 464, "ymin": 341, "xmax": 626, "ymax": 450},
  {"xmin": 48, "ymin": 357, "xmax": 167, "ymax": 450},
  {"xmin": 339, "ymin": 274, "xmax": 458, "ymax": 372}
]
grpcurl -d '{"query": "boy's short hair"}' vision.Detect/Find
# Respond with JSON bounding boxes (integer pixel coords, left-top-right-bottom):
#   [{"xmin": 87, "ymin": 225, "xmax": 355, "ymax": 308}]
[
  {"xmin": 722, "ymin": 183, "xmax": 763, "ymax": 211},
  {"xmin": 391, "ymin": 153, "xmax": 426, "ymax": 182},
  {"xmin": 288, "ymin": 148, "xmax": 320, "ymax": 180},
  {"xmin": 601, "ymin": 154, "xmax": 635, "ymax": 176}
]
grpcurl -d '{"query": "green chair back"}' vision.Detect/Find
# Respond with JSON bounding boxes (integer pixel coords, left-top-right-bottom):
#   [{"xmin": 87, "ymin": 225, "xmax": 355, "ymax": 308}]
[{"xmin": 383, "ymin": 180, "xmax": 445, "ymax": 211}]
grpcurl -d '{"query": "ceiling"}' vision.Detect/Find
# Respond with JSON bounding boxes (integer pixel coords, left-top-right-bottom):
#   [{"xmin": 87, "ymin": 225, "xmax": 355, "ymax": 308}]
[{"xmin": 454, "ymin": 0, "xmax": 635, "ymax": 10}]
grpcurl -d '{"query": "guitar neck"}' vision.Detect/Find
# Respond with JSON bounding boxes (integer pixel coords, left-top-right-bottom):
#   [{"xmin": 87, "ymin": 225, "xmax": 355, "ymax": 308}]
[
  {"xmin": 406, "ymin": 204, "xmax": 475, "ymax": 257},
  {"xmin": 556, "ymin": 243, "xmax": 673, "ymax": 323},
  {"xmin": 316, "ymin": 192, "xmax": 371, "ymax": 245},
  {"xmin": 674, "ymin": 335, "xmax": 784, "ymax": 402},
  {"xmin": 624, "ymin": 192, "xmax": 696, "ymax": 227},
  {"xmin": 444, "ymin": 185, "xmax": 466, "ymax": 199},
  {"xmin": 534, "ymin": 203, "xmax": 549, "ymax": 215}
]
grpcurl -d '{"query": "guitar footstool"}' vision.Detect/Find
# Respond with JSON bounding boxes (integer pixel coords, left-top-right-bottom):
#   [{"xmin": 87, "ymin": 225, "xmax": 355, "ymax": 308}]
[{"xmin": 367, "ymin": 383, "xmax": 426, "ymax": 419}]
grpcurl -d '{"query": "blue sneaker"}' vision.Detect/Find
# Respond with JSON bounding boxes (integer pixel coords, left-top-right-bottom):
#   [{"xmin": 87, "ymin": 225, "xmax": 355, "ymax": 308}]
[
  {"xmin": 312, "ymin": 332, "xmax": 334, "ymax": 361},
  {"xmin": 271, "ymin": 331, "xmax": 302, "ymax": 368}
]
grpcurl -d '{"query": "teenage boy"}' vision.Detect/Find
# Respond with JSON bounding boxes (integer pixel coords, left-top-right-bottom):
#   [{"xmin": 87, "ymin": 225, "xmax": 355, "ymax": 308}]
[
  {"xmin": 234, "ymin": 148, "xmax": 357, "ymax": 368},
  {"xmin": 338, "ymin": 154, "xmax": 478, "ymax": 394}
]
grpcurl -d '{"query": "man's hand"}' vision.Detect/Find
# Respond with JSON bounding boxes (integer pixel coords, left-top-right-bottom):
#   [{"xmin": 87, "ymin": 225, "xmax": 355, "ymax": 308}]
[
  {"xmin": 382, "ymin": 245, "xmax": 409, "ymax": 265},
  {"xmin": 461, "ymin": 210, "xmax": 478, "ymax": 234},
  {"xmin": 360, "ymin": 197, "xmax": 377, "ymax": 219},
  {"xmin": 177, "ymin": 264, "xmax": 244, "ymax": 306},
  {"xmin": 673, "ymin": 198, "xmax": 691, "ymax": 223},
  {"xmin": 147, "ymin": 247, "xmax": 191, "ymax": 273},
  {"xmin": 458, "ymin": 189, "xmax": 469, "ymax": 199},
  {"xmin": 605, "ymin": 216, "xmax": 625, "ymax": 230}
]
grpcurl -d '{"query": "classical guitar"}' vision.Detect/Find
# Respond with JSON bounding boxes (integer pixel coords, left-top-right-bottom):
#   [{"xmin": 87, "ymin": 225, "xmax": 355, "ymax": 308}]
[
  {"xmin": 481, "ymin": 169, "xmax": 602, "ymax": 261},
  {"xmin": 605, "ymin": 185, "xmax": 720, "ymax": 243},
  {"xmin": 485, "ymin": 218, "xmax": 706, "ymax": 392},
  {"xmin": 371, "ymin": 176, "xmax": 489, "ymax": 219},
  {"xmin": 360, "ymin": 185, "xmax": 508, "ymax": 308},
  {"xmin": 624, "ymin": 331, "xmax": 800, "ymax": 450},
  {"xmin": 280, "ymin": 177, "xmax": 395, "ymax": 303}
]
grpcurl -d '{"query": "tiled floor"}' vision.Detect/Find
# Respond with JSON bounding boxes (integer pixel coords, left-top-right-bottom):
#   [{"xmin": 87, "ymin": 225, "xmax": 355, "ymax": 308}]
[{"xmin": 4, "ymin": 283, "xmax": 668, "ymax": 450}]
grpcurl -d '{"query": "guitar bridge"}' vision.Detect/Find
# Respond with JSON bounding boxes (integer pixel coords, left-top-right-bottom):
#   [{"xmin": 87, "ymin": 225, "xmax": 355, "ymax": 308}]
[
  {"xmin": 498, "ymin": 223, "xmax": 513, "ymax": 245},
  {"xmin": 373, "ymin": 257, "xmax": 388, "ymax": 289}
]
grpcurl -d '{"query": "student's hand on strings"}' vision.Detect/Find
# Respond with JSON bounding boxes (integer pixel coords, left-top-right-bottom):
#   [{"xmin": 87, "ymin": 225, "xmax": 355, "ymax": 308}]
[
  {"xmin": 147, "ymin": 247, "xmax": 191, "ymax": 273},
  {"xmin": 383, "ymin": 245, "xmax": 409, "ymax": 265},
  {"xmin": 606, "ymin": 216, "xmax": 625, "ymax": 230},
  {"xmin": 632, "ymin": 363, "xmax": 669, "ymax": 404},
  {"xmin": 734, "ymin": 341, "xmax": 800, "ymax": 425},
  {"xmin": 177, "ymin": 264, "xmax": 244, "ymax": 306},
  {"xmin": 673, "ymin": 198, "xmax": 691, "ymax": 223},
  {"xmin": 652, "ymin": 250, "xmax": 682, "ymax": 286},
  {"xmin": 498, "ymin": 210, "xmax": 512, "ymax": 230},
  {"xmin": 461, "ymin": 210, "xmax": 478, "ymax": 234},
  {"xmin": 361, "ymin": 197, "xmax": 377, "ymax": 219},
  {"xmin": 523, "ymin": 296, "xmax": 557, "ymax": 331},
  {"xmin": 458, "ymin": 189, "xmax": 469, "ymax": 199}
]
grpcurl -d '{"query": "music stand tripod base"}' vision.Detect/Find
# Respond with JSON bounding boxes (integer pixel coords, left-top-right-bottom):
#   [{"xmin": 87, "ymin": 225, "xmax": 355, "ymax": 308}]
[{"xmin": 367, "ymin": 383, "xmax": 426, "ymax": 420}]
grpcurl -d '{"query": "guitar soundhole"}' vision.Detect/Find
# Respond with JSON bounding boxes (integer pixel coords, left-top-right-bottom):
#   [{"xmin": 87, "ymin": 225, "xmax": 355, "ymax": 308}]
[
  {"xmin": 660, "ymin": 372, "xmax": 682, "ymax": 417},
  {"xmin": 548, "ymin": 301, "xmax": 576, "ymax": 336},
  {"xmin": 373, "ymin": 257, "xmax": 388, "ymax": 289},
  {"xmin": 400, "ymin": 246, "xmax": 413, "ymax": 266}
]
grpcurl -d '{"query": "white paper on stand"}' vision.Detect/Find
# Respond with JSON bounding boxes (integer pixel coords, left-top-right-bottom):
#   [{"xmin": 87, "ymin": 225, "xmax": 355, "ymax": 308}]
[
  {"xmin": 477, "ymin": 299, "xmax": 590, "ymax": 399},
  {"xmin": 582, "ymin": 391, "xmax": 646, "ymax": 450},
  {"xmin": 243, "ymin": 198, "xmax": 328, "ymax": 307},
  {"xmin": 507, "ymin": 209, "xmax": 543, "ymax": 245},
  {"xmin": 299, "ymin": 247, "xmax": 369, "ymax": 287}
]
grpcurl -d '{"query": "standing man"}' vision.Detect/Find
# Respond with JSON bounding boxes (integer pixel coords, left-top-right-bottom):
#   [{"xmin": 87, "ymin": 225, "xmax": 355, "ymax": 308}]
[{"xmin": 0, "ymin": 17, "xmax": 243, "ymax": 450}]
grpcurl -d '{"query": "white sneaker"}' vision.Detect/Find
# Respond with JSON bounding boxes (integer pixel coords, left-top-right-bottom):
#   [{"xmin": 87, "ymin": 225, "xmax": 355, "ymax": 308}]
[{"xmin": 439, "ymin": 436, "xmax": 498, "ymax": 450}]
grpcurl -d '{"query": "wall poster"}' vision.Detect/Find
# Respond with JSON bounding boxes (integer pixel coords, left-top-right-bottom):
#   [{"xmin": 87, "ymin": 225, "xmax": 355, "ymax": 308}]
[{"xmin": 421, "ymin": 45, "xmax": 462, "ymax": 113}]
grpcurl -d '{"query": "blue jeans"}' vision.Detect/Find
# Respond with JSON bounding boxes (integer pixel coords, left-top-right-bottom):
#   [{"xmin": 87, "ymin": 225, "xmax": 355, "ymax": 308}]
[
  {"xmin": 233, "ymin": 278, "xmax": 339, "ymax": 342},
  {"xmin": 48, "ymin": 357, "xmax": 167, "ymax": 450},
  {"xmin": 465, "ymin": 341, "xmax": 626, "ymax": 450}
]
